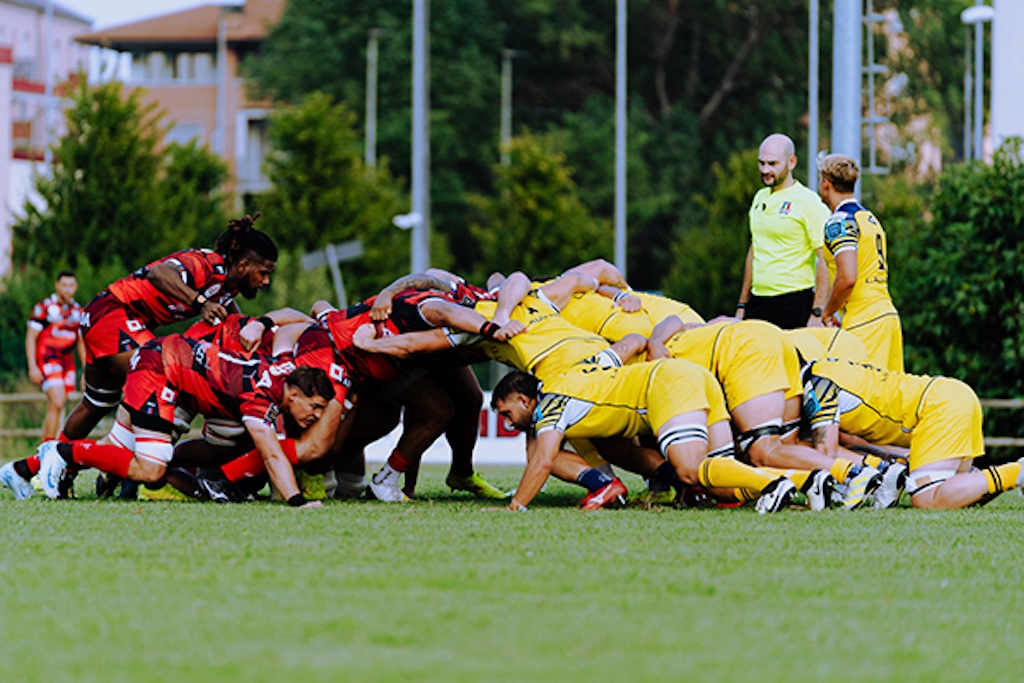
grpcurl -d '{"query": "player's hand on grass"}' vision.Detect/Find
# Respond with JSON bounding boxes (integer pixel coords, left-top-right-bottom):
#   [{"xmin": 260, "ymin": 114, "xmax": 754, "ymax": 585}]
[
  {"xmin": 495, "ymin": 320, "xmax": 526, "ymax": 341},
  {"xmin": 370, "ymin": 291, "xmax": 393, "ymax": 322}
]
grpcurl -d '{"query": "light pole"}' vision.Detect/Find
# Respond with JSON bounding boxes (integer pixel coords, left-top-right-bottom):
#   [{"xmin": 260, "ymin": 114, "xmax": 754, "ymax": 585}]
[
  {"xmin": 831, "ymin": 0, "xmax": 862, "ymax": 174},
  {"xmin": 614, "ymin": 0, "xmax": 627, "ymax": 278},
  {"xmin": 500, "ymin": 49, "xmax": 526, "ymax": 166},
  {"xmin": 961, "ymin": 2, "xmax": 995, "ymax": 161},
  {"xmin": 365, "ymin": 28, "xmax": 382, "ymax": 171},
  {"xmin": 808, "ymin": 0, "xmax": 819, "ymax": 185},
  {"xmin": 42, "ymin": 0, "xmax": 54, "ymax": 171},
  {"xmin": 410, "ymin": 0, "xmax": 430, "ymax": 273}
]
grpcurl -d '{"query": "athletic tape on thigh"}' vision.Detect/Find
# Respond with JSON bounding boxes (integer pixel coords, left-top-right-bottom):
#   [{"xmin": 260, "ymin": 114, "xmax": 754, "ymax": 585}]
[
  {"xmin": 905, "ymin": 469, "xmax": 958, "ymax": 497},
  {"xmin": 736, "ymin": 419, "xmax": 783, "ymax": 459},
  {"xmin": 134, "ymin": 434, "xmax": 174, "ymax": 465},
  {"xmin": 84, "ymin": 383, "xmax": 121, "ymax": 409},
  {"xmin": 109, "ymin": 419, "xmax": 136, "ymax": 451},
  {"xmin": 658, "ymin": 424, "xmax": 708, "ymax": 456}
]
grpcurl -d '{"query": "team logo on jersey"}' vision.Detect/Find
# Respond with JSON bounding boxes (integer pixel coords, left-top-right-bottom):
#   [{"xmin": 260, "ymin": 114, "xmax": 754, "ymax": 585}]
[
  {"xmin": 779, "ymin": 201, "xmax": 793, "ymax": 215},
  {"xmin": 160, "ymin": 387, "xmax": 177, "ymax": 404},
  {"xmin": 824, "ymin": 219, "xmax": 846, "ymax": 241}
]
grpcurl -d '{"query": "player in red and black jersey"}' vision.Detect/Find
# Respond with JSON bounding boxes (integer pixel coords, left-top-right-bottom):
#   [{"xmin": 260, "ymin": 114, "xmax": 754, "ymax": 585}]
[
  {"xmin": 35, "ymin": 335, "xmax": 334, "ymax": 508},
  {"xmin": 65, "ymin": 214, "xmax": 278, "ymax": 441},
  {"xmin": 3, "ymin": 216, "xmax": 279, "ymax": 499},
  {"xmin": 24, "ymin": 271, "xmax": 85, "ymax": 441}
]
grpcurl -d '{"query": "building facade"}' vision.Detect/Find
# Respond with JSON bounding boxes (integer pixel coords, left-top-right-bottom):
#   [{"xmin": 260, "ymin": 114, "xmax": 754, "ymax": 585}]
[
  {"xmin": 74, "ymin": 0, "xmax": 284, "ymax": 203},
  {"xmin": 0, "ymin": 0, "xmax": 92, "ymax": 277}
]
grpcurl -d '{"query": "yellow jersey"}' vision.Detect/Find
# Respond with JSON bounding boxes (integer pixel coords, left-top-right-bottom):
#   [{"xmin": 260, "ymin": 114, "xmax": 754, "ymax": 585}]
[
  {"xmin": 559, "ymin": 290, "xmax": 704, "ymax": 342},
  {"xmin": 475, "ymin": 292, "xmax": 610, "ymax": 380},
  {"xmin": 535, "ymin": 358, "xmax": 728, "ymax": 438}
]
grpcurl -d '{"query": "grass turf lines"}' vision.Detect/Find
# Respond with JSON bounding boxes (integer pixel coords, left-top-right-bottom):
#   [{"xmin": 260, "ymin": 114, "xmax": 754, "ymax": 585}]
[{"xmin": 2, "ymin": 465, "xmax": 1024, "ymax": 683}]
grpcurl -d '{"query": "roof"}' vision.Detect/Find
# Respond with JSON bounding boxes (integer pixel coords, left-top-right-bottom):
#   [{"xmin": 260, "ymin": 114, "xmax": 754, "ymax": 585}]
[
  {"xmin": 74, "ymin": 0, "xmax": 284, "ymax": 50},
  {"xmin": 2, "ymin": 0, "xmax": 93, "ymax": 25}
]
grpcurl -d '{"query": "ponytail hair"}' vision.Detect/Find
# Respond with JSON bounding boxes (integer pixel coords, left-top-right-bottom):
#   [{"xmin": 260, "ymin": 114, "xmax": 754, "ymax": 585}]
[{"xmin": 214, "ymin": 213, "xmax": 278, "ymax": 264}]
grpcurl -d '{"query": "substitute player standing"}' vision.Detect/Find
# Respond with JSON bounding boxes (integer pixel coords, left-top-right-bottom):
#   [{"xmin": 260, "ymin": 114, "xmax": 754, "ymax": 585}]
[{"xmin": 24, "ymin": 271, "xmax": 84, "ymax": 441}]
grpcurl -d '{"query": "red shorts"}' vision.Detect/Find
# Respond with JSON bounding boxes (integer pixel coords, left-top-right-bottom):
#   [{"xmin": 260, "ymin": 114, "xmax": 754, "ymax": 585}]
[
  {"xmin": 37, "ymin": 347, "xmax": 76, "ymax": 394},
  {"xmin": 81, "ymin": 293, "xmax": 157, "ymax": 364},
  {"xmin": 121, "ymin": 344, "xmax": 177, "ymax": 434}
]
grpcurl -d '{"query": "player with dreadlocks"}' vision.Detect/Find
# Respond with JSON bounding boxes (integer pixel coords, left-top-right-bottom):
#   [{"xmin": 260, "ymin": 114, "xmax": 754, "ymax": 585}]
[{"xmin": 1, "ymin": 215, "xmax": 279, "ymax": 500}]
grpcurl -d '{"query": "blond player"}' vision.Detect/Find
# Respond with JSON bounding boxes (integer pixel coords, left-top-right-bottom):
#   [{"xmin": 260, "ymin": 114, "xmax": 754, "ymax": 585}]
[{"xmin": 817, "ymin": 154, "xmax": 904, "ymax": 371}]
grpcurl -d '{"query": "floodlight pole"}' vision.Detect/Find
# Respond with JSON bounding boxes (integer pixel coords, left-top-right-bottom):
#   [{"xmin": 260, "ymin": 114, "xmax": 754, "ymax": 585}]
[
  {"xmin": 43, "ymin": 0, "xmax": 54, "ymax": 170},
  {"xmin": 808, "ymin": 0, "xmax": 819, "ymax": 185},
  {"xmin": 411, "ymin": 0, "xmax": 430, "ymax": 273},
  {"xmin": 614, "ymin": 0, "xmax": 627, "ymax": 278}
]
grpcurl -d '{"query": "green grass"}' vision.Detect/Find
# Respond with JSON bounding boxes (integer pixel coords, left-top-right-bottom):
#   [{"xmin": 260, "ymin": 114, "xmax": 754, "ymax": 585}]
[{"xmin": 2, "ymin": 465, "xmax": 1024, "ymax": 682}]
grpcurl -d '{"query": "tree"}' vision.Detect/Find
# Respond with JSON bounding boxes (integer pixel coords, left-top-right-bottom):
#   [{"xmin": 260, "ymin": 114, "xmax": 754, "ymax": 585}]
[
  {"xmin": 659, "ymin": 147, "xmax": 760, "ymax": 319},
  {"xmin": 467, "ymin": 132, "xmax": 611, "ymax": 280},
  {"xmin": 253, "ymin": 92, "xmax": 409, "ymax": 301},
  {"xmin": 12, "ymin": 77, "xmax": 229, "ymax": 274}
]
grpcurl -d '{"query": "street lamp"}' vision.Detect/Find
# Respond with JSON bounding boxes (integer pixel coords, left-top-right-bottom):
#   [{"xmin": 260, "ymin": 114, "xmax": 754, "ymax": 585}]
[{"xmin": 961, "ymin": 2, "xmax": 995, "ymax": 161}]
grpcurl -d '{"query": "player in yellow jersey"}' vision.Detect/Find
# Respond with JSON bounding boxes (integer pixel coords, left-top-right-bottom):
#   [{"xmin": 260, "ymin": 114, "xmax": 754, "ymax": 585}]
[
  {"xmin": 802, "ymin": 359, "xmax": 1024, "ymax": 509},
  {"xmin": 559, "ymin": 288, "xmax": 704, "ymax": 342},
  {"xmin": 491, "ymin": 361, "xmax": 797, "ymax": 513},
  {"xmin": 648, "ymin": 317, "xmax": 886, "ymax": 508},
  {"xmin": 783, "ymin": 327, "xmax": 870, "ymax": 364},
  {"xmin": 817, "ymin": 154, "xmax": 904, "ymax": 371}
]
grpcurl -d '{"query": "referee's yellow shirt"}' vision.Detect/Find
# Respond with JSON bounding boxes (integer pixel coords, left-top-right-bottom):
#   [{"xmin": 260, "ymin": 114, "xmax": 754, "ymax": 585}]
[{"xmin": 748, "ymin": 181, "xmax": 830, "ymax": 296}]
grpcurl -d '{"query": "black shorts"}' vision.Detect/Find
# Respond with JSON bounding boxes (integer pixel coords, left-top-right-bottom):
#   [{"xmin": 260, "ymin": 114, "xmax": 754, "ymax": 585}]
[{"xmin": 745, "ymin": 288, "xmax": 814, "ymax": 330}]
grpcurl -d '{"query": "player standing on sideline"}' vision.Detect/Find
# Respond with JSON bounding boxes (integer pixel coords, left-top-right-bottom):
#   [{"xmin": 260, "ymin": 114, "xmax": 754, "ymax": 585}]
[
  {"xmin": 0, "ymin": 215, "xmax": 277, "ymax": 500},
  {"xmin": 816, "ymin": 153, "xmax": 904, "ymax": 372},
  {"xmin": 736, "ymin": 133, "xmax": 832, "ymax": 329},
  {"xmin": 24, "ymin": 271, "xmax": 85, "ymax": 441}
]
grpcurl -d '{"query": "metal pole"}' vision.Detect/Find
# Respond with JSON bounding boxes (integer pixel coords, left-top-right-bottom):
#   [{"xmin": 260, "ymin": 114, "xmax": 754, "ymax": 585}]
[
  {"xmin": 324, "ymin": 244, "xmax": 348, "ymax": 308},
  {"xmin": 974, "ymin": 3, "xmax": 984, "ymax": 160},
  {"xmin": 500, "ymin": 50, "xmax": 512, "ymax": 166},
  {"xmin": 614, "ymin": 0, "xmax": 627, "ymax": 278},
  {"xmin": 964, "ymin": 26, "xmax": 972, "ymax": 160},
  {"xmin": 43, "ymin": 0, "xmax": 54, "ymax": 170},
  {"xmin": 411, "ymin": 0, "xmax": 430, "ymax": 273},
  {"xmin": 365, "ymin": 28, "xmax": 380, "ymax": 171},
  {"xmin": 831, "ymin": 0, "xmax": 861, "ymax": 179},
  {"xmin": 808, "ymin": 0, "xmax": 818, "ymax": 185}
]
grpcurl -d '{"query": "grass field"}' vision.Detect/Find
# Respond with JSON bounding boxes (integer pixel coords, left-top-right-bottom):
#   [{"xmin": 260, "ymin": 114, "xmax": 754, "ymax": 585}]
[{"xmin": 3, "ymin": 464, "xmax": 1024, "ymax": 683}]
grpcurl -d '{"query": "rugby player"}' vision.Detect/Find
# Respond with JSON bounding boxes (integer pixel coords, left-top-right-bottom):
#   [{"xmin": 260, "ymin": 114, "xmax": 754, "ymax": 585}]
[
  {"xmin": 35, "ymin": 334, "xmax": 333, "ymax": 508},
  {"xmin": 801, "ymin": 359, "xmax": 1022, "ymax": 509},
  {"xmin": 491, "ymin": 363, "xmax": 797, "ymax": 513},
  {"xmin": 817, "ymin": 154, "xmax": 904, "ymax": 371}
]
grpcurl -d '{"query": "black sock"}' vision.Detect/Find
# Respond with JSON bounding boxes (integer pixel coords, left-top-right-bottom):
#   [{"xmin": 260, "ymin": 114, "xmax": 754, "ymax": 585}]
[
  {"xmin": 13, "ymin": 459, "xmax": 33, "ymax": 480},
  {"xmin": 652, "ymin": 461, "xmax": 681, "ymax": 486},
  {"xmin": 56, "ymin": 442, "xmax": 75, "ymax": 464}
]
